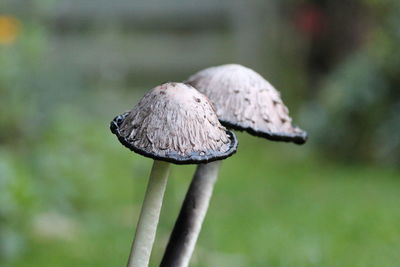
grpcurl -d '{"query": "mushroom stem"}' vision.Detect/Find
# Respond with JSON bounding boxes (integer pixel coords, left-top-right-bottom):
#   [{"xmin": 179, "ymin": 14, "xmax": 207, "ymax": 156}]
[
  {"xmin": 127, "ymin": 160, "xmax": 170, "ymax": 267},
  {"xmin": 160, "ymin": 160, "xmax": 222, "ymax": 267}
]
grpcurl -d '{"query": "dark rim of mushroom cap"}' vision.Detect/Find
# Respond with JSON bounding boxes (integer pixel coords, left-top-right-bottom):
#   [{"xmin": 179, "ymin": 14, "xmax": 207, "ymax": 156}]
[
  {"xmin": 220, "ymin": 119, "xmax": 307, "ymax": 145},
  {"xmin": 110, "ymin": 112, "xmax": 238, "ymax": 165},
  {"xmin": 186, "ymin": 64, "xmax": 308, "ymax": 145}
]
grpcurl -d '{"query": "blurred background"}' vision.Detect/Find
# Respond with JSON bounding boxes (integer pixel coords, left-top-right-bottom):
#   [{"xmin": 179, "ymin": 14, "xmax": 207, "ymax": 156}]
[{"xmin": 1, "ymin": 0, "xmax": 399, "ymax": 266}]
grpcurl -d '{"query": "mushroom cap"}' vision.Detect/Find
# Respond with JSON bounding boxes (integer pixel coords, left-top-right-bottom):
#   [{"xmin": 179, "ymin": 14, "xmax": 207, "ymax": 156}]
[
  {"xmin": 110, "ymin": 82, "xmax": 238, "ymax": 164},
  {"xmin": 186, "ymin": 64, "xmax": 307, "ymax": 144}
]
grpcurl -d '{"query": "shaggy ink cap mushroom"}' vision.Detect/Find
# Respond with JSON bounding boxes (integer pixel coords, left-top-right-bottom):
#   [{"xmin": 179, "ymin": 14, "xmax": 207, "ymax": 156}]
[
  {"xmin": 110, "ymin": 82, "xmax": 237, "ymax": 267},
  {"xmin": 110, "ymin": 82, "xmax": 238, "ymax": 164},
  {"xmin": 186, "ymin": 64, "xmax": 307, "ymax": 144},
  {"xmin": 160, "ymin": 66, "xmax": 307, "ymax": 267}
]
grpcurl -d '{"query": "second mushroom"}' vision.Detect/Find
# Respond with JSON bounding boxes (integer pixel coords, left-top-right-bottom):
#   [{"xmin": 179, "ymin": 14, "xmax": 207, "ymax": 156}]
[{"xmin": 161, "ymin": 64, "xmax": 308, "ymax": 267}]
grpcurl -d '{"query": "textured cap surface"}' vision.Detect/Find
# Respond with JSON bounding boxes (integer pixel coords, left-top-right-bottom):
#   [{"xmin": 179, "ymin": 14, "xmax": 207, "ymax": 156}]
[
  {"xmin": 110, "ymin": 82, "xmax": 237, "ymax": 164},
  {"xmin": 187, "ymin": 64, "xmax": 307, "ymax": 144}
]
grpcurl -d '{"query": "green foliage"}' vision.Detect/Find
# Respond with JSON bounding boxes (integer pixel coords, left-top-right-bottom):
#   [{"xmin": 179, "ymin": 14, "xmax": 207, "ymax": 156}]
[{"xmin": 307, "ymin": 0, "xmax": 400, "ymax": 165}]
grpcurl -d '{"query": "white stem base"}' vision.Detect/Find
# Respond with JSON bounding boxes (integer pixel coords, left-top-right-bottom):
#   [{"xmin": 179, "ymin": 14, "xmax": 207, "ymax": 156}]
[{"xmin": 127, "ymin": 160, "xmax": 170, "ymax": 267}]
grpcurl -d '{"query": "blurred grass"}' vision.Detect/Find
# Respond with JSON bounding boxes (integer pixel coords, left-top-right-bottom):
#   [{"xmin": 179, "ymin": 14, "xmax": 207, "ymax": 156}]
[{"xmin": 5, "ymin": 110, "xmax": 400, "ymax": 266}]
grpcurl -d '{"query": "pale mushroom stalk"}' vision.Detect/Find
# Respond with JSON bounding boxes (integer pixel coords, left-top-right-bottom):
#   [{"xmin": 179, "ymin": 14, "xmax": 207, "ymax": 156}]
[
  {"xmin": 160, "ymin": 161, "xmax": 221, "ymax": 267},
  {"xmin": 127, "ymin": 160, "xmax": 170, "ymax": 267},
  {"xmin": 161, "ymin": 64, "xmax": 307, "ymax": 266}
]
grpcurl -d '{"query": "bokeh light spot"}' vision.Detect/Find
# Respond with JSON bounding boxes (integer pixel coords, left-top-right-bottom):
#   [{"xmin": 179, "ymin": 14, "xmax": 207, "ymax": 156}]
[{"xmin": 0, "ymin": 15, "xmax": 21, "ymax": 45}]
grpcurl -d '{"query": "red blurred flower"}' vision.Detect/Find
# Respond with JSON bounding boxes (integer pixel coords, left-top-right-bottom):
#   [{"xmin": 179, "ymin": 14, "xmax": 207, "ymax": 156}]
[{"xmin": 294, "ymin": 5, "xmax": 326, "ymax": 38}]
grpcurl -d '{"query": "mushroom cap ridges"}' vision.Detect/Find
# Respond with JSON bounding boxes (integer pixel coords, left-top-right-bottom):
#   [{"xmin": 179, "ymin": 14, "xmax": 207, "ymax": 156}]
[
  {"xmin": 110, "ymin": 82, "xmax": 238, "ymax": 164},
  {"xmin": 187, "ymin": 64, "xmax": 307, "ymax": 144}
]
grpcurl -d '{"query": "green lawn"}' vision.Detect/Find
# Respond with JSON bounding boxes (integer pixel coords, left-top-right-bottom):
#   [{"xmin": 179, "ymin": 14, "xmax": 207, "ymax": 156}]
[{"xmin": 6, "ymin": 120, "xmax": 400, "ymax": 267}]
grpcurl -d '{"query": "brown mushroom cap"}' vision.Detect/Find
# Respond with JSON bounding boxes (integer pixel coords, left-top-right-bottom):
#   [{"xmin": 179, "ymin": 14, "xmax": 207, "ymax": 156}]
[
  {"xmin": 186, "ymin": 64, "xmax": 307, "ymax": 144},
  {"xmin": 110, "ymin": 82, "xmax": 238, "ymax": 164}
]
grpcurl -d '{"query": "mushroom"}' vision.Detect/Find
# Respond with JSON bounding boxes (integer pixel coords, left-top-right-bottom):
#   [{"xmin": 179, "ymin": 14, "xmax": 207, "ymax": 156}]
[
  {"xmin": 161, "ymin": 64, "xmax": 307, "ymax": 267},
  {"xmin": 110, "ymin": 82, "xmax": 238, "ymax": 267}
]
